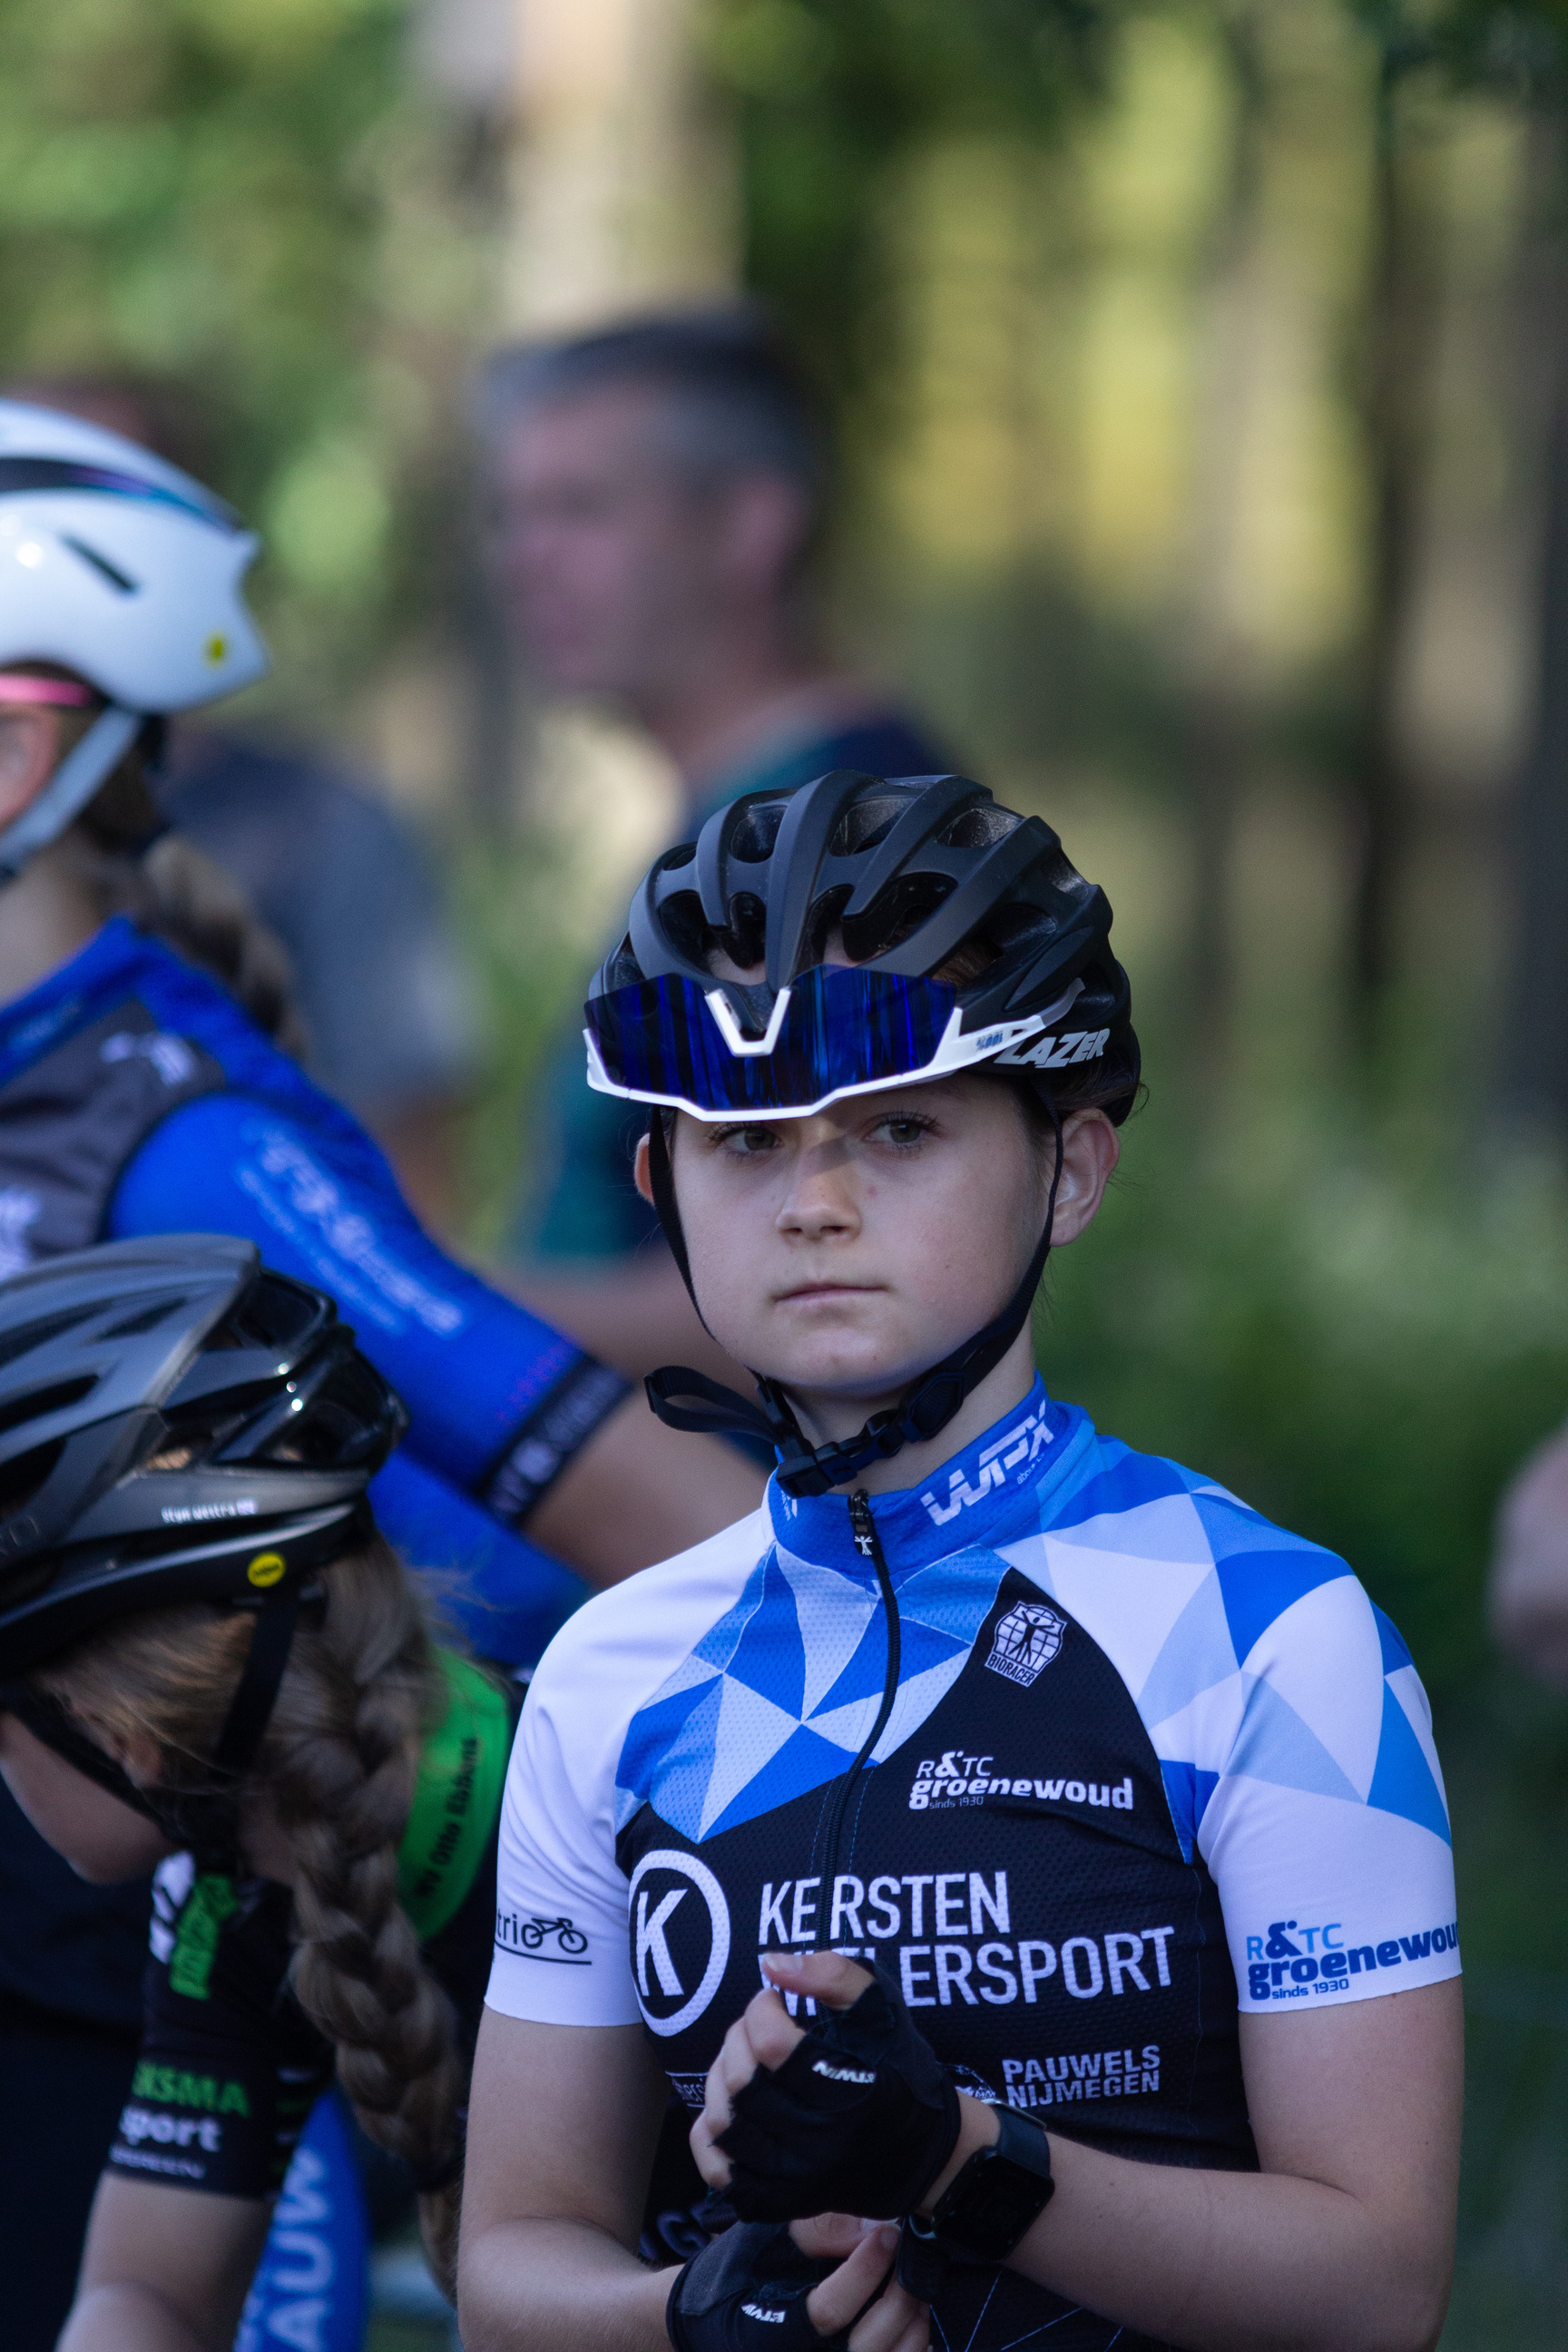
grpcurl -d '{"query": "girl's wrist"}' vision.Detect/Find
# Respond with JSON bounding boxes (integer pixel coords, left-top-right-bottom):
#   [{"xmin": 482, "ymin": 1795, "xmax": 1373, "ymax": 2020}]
[{"xmin": 916, "ymin": 2091, "xmax": 1003, "ymax": 2215}]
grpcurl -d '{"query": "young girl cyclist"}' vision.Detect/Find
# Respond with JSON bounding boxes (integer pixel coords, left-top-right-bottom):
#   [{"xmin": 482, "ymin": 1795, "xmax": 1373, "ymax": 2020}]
[
  {"xmin": 0, "ymin": 397, "xmax": 761, "ymax": 2347},
  {"xmin": 0, "ymin": 1232, "xmax": 537, "ymax": 2349},
  {"xmin": 462, "ymin": 769, "xmax": 1464, "ymax": 2352}
]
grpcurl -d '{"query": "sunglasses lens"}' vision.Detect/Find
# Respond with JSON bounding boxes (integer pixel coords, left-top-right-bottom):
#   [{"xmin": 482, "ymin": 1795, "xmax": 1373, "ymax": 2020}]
[{"xmin": 586, "ymin": 965, "xmax": 960, "ymax": 1116}]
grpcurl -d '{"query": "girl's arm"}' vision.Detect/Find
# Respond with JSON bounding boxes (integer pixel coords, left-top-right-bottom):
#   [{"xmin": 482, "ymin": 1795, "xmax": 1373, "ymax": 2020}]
[
  {"xmin": 459, "ymin": 2012, "xmax": 673, "ymax": 2352},
  {"xmin": 699, "ymin": 1952, "xmax": 1463, "ymax": 2352},
  {"xmin": 109, "ymin": 1093, "xmax": 765, "ymax": 1585},
  {"xmin": 458, "ymin": 2009, "xmax": 928, "ymax": 2352},
  {"xmin": 59, "ymin": 2174, "xmax": 271, "ymax": 2352}
]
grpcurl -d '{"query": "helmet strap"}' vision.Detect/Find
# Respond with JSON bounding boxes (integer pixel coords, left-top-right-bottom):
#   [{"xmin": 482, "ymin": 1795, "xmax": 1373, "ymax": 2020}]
[
  {"xmin": 644, "ymin": 1089, "xmax": 1065, "ymax": 1498},
  {"xmin": 0, "ymin": 1578, "xmax": 306, "ymax": 1866},
  {"xmin": 0, "ymin": 703, "xmax": 142, "ymax": 886}
]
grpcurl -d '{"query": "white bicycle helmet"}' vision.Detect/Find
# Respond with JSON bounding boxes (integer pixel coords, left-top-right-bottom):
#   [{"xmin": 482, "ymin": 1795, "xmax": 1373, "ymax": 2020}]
[{"xmin": 0, "ymin": 400, "xmax": 269, "ymax": 882}]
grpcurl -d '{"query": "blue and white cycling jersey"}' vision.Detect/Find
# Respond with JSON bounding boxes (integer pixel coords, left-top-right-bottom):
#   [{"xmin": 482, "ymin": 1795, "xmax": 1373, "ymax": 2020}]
[{"xmin": 489, "ymin": 1378, "xmax": 1458, "ymax": 2352}]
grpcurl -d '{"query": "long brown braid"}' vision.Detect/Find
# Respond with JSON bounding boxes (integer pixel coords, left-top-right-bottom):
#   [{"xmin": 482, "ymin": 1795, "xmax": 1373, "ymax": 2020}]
[{"xmin": 34, "ymin": 1534, "xmax": 470, "ymax": 2290}]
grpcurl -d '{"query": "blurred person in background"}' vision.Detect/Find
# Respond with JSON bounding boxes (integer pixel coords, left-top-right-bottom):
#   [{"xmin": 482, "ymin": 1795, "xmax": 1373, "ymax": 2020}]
[
  {"xmin": 1488, "ymin": 1420, "xmax": 1568, "ymax": 1684},
  {"xmin": 0, "ymin": 397, "xmax": 762, "ymax": 2351},
  {"xmin": 482, "ymin": 308, "xmax": 958, "ymax": 1377},
  {"xmin": 4, "ymin": 373, "xmax": 476, "ymax": 1234}
]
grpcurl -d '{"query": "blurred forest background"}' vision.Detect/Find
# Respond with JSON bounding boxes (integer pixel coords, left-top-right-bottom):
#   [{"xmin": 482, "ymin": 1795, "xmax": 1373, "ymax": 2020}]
[{"xmin": 7, "ymin": 0, "xmax": 1568, "ymax": 2337}]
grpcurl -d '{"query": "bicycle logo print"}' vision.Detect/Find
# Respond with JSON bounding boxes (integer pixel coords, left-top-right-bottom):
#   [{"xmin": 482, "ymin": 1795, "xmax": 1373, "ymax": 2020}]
[{"xmin": 495, "ymin": 1910, "xmax": 590, "ymax": 1963}]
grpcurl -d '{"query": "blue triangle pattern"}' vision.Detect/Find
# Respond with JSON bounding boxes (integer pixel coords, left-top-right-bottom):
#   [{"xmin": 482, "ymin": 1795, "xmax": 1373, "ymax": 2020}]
[
  {"xmin": 893, "ymin": 1553, "xmax": 1011, "ymax": 1646},
  {"xmin": 1372, "ymin": 1605, "xmax": 1413, "ymax": 1676},
  {"xmin": 725, "ymin": 1550, "xmax": 806, "ymax": 1715},
  {"xmin": 1367, "ymin": 1682, "xmax": 1450, "ymax": 1846},
  {"xmin": 1216, "ymin": 1547, "xmax": 1348, "ymax": 1666},
  {"xmin": 691, "ymin": 1560, "xmax": 769, "ymax": 1675},
  {"xmin": 703, "ymin": 1720, "xmax": 857, "ymax": 1842},
  {"xmin": 616, "ymin": 1672, "xmax": 722, "ymax": 1807},
  {"xmin": 1228, "ymin": 1674, "xmax": 1362, "ymax": 1804},
  {"xmin": 810, "ymin": 1609, "xmax": 967, "ymax": 1722},
  {"xmin": 1048, "ymin": 1445, "xmax": 1191, "ymax": 1532},
  {"xmin": 622, "ymin": 1677, "xmax": 726, "ymax": 1839},
  {"xmin": 1192, "ymin": 1489, "xmax": 1321, "ymax": 1563},
  {"xmin": 1160, "ymin": 1760, "xmax": 1220, "ymax": 1863}
]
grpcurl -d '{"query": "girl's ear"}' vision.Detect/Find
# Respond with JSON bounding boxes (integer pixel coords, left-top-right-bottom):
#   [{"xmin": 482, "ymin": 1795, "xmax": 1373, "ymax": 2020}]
[
  {"xmin": 1048, "ymin": 1109, "xmax": 1120, "ymax": 1248},
  {"xmin": 86, "ymin": 1720, "xmax": 164, "ymax": 1790},
  {"xmin": 633, "ymin": 1131, "xmax": 655, "ymax": 1204}
]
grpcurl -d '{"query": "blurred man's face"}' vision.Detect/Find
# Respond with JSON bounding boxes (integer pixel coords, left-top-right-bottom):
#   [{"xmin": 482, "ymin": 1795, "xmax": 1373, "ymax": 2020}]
[{"xmin": 494, "ymin": 385, "xmax": 761, "ymax": 703}]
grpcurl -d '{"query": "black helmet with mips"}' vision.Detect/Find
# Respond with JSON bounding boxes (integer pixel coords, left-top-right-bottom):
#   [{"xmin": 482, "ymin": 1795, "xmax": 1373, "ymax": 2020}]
[
  {"xmin": 0, "ymin": 1234, "xmax": 406, "ymax": 1856},
  {"xmin": 584, "ymin": 770, "xmax": 1139, "ymax": 1497}
]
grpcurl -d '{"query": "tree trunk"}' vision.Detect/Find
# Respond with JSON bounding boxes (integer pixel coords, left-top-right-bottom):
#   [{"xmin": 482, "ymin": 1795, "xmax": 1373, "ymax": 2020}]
[
  {"xmin": 1502, "ymin": 107, "xmax": 1568, "ymax": 1142},
  {"xmin": 1346, "ymin": 42, "xmax": 1439, "ymax": 1056}
]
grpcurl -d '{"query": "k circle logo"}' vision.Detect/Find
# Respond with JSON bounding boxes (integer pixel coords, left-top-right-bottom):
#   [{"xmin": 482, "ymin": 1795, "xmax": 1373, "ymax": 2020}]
[
  {"xmin": 626, "ymin": 1849, "xmax": 731, "ymax": 2038},
  {"xmin": 245, "ymin": 1551, "xmax": 287, "ymax": 1588}
]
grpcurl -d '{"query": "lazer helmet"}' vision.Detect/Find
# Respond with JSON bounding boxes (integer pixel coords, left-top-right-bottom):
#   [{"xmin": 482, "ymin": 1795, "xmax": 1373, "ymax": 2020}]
[
  {"xmin": 586, "ymin": 769, "xmax": 1139, "ymax": 1495},
  {"xmin": 0, "ymin": 1234, "xmax": 405, "ymax": 1855},
  {"xmin": 0, "ymin": 401, "xmax": 269, "ymax": 884}
]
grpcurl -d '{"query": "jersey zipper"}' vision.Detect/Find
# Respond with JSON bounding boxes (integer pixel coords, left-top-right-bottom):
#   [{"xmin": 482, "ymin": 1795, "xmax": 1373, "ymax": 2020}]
[{"xmin": 815, "ymin": 1487, "xmax": 902, "ymax": 1953}]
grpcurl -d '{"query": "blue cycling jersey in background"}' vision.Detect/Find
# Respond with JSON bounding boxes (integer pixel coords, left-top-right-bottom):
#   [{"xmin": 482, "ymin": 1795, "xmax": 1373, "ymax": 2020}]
[
  {"xmin": 0, "ymin": 916, "xmax": 625, "ymax": 1551},
  {"xmin": 0, "ymin": 915, "xmax": 611, "ymax": 2035}
]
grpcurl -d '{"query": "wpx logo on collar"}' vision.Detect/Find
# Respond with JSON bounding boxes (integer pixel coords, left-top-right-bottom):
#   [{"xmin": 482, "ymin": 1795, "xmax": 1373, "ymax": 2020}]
[{"xmin": 920, "ymin": 1399, "xmax": 1054, "ymax": 1528}]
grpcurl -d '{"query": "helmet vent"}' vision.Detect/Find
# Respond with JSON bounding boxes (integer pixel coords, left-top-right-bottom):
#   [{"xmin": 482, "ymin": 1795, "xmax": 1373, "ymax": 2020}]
[
  {"xmin": 0, "ymin": 1437, "xmax": 64, "ymax": 1527},
  {"xmin": 63, "ymin": 535, "xmax": 138, "ymax": 595},
  {"xmin": 0, "ymin": 1306, "xmax": 94, "ymax": 1374},
  {"xmin": 938, "ymin": 806, "xmax": 1017, "ymax": 849},
  {"xmin": 727, "ymin": 804, "xmax": 784, "ymax": 862},
  {"xmin": 832, "ymin": 798, "xmax": 903, "ymax": 856},
  {"xmin": 0, "ymin": 1375, "xmax": 97, "ymax": 1441},
  {"xmin": 101, "ymin": 1296, "xmax": 185, "ymax": 1340}
]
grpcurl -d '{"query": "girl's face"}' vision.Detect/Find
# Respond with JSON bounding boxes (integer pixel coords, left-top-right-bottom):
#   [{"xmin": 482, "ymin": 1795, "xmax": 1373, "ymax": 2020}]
[
  {"xmin": 0, "ymin": 1711, "xmax": 172, "ymax": 1883},
  {"xmin": 639, "ymin": 1075, "xmax": 1117, "ymax": 1445}
]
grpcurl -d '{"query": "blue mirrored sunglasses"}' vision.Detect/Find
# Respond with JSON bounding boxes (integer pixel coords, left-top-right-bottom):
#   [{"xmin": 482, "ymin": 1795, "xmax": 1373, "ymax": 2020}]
[{"xmin": 583, "ymin": 964, "xmax": 1049, "ymax": 1120}]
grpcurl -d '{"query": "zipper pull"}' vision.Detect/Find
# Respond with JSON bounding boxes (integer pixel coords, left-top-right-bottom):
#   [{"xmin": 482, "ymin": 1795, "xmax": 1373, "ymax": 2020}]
[{"xmin": 848, "ymin": 1488, "xmax": 877, "ymax": 1558}]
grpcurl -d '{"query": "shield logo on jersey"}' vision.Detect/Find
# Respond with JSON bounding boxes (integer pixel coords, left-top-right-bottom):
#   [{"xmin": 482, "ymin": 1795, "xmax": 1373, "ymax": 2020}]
[
  {"xmin": 985, "ymin": 1600, "xmax": 1066, "ymax": 1687},
  {"xmin": 625, "ymin": 1849, "xmax": 732, "ymax": 2037}
]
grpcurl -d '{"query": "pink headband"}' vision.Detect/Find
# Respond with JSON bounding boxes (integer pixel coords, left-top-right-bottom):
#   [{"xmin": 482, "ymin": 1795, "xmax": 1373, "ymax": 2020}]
[{"xmin": 0, "ymin": 673, "xmax": 95, "ymax": 707}]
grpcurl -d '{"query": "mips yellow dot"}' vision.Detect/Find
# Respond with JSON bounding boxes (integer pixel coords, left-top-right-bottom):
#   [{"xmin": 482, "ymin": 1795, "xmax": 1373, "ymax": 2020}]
[
  {"xmin": 204, "ymin": 632, "xmax": 228, "ymax": 663},
  {"xmin": 246, "ymin": 1551, "xmax": 287, "ymax": 1588}
]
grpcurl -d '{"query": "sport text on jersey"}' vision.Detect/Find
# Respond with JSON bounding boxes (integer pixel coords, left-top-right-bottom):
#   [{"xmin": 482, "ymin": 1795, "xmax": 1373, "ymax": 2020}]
[{"xmin": 618, "ymin": 1851, "xmax": 1180, "ymax": 2040}]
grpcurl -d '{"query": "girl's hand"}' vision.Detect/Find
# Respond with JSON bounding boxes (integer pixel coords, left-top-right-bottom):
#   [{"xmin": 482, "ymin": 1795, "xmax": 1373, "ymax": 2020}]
[
  {"xmin": 693, "ymin": 1951, "xmax": 872, "ymax": 2189},
  {"xmin": 795, "ymin": 2218, "xmax": 928, "ymax": 2352},
  {"xmin": 667, "ymin": 2213, "xmax": 928, "ymax": 2352}
]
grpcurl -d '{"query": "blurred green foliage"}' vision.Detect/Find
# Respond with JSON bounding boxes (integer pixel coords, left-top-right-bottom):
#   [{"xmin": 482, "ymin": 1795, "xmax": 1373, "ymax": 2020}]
[
  {"xmin": 0, "ymin": 0, "xmax": 479, "ymax": 708},
  {"xmin": 705, "ymin": 0, "xmax": 1115, "ymax": 410}
]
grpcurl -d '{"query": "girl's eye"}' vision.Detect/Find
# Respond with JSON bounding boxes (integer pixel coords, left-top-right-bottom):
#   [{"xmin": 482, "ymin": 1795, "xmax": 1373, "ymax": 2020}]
[
  {"xmin": 875, "ymin": 1115, "xmax": 935, "ymax": 1150},
  {"xmin": 715, "ymin": 1125, "xmax": 779, "ymax": 1157}
]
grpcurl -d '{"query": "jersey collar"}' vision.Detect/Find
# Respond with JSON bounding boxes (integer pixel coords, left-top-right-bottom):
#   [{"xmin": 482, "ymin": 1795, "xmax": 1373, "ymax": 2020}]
[{"xmin": 766, "ymin": 1376, "xmax": 1092, "ymax": 1579}]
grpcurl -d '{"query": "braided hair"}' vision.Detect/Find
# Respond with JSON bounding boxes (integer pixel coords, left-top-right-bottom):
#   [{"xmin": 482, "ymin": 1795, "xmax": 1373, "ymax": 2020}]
[{"xmin": 34, "ymin": 1534, "xmax": 469, "ymax": 2291}]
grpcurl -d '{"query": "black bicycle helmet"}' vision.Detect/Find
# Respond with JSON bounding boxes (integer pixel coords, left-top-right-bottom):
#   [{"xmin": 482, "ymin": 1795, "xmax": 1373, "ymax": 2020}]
[
  {"xmin": 583, "ymin": 769, "xmax": 1139, "ymax": 1495},
  {"xmin": 0, "ymin": 1233, "xmax": 406, "ymax": 1855}
]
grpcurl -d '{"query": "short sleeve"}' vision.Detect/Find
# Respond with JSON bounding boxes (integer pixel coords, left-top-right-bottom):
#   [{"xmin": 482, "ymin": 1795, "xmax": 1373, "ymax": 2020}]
[
  {"xmin": 1194, "ymin": 1576, "xmax": 1460, "ymax": 2014},
  {"xmin": 486, "ymin": 1641, "xmax": 642, "ymax": 2027}
]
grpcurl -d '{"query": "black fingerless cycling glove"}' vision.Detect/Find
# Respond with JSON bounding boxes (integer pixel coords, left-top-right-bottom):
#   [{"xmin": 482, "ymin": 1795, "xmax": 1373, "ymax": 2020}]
[
  {"xmin": 667, "ymin": 2222, "xmax": 846, "ymax": 2352},
  {"xmin": 717, "ymin": 1965, "xmax": 961, "ymax": 2222}
]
